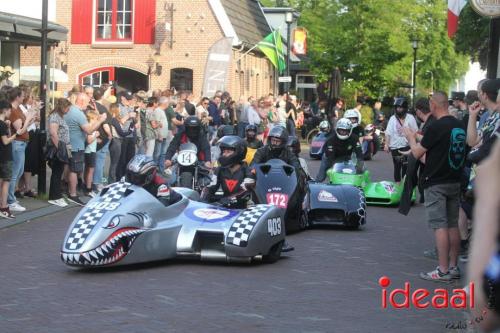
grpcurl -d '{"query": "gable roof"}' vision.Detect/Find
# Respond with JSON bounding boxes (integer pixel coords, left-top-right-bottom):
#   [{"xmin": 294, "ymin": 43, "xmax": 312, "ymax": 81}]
[{"xmin": 216, "ymin": 0, "xmax": 271, "ymax": 46}]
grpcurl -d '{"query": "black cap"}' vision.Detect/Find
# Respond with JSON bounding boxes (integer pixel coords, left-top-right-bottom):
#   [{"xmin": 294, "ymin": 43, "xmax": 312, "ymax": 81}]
[{"xmin": 451, "ymin": 91, "xmax": 465, "ymax": 101}]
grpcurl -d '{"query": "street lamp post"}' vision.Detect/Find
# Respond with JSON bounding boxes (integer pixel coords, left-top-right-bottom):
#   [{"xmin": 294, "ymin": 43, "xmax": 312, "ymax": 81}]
[
  {"xmin": 285, "ymin": 11, "xmax": 293, "ymax": 94},
  {"xmin": 38, "ymin": 0, "xmax": 49, "ymax": 194},
  {"xmin": 411, "ymin": 39, "xmax": 418, "ymax": 109}
]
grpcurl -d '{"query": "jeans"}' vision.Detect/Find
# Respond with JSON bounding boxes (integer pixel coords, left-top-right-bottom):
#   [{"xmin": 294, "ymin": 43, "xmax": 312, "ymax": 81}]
[
  {"xmin": 237, "ymin": 121, "xmax": 249, "ymax": 138},
  {"xmin": 154, "ymin": 139, "xmax": 169, "ymax": 173},
  {"xmin": 49, "ymin": 159, "xmax": 65, "ymax": 200},
  {"xmin": 8, "ymin": 140, "xmax": 27, "ymax": 204},
  {"xmin": 362, "ymin": 140, "xmax": 369, "ymax": 155},
  {"xmin": 93, "ymin": 141, "xmax": 110, "ymax": 185},
  {"xmin": 118, "ymin": 137, "xmax": 136, "ymax": 180},
  {"xmin": 108, "ymin": 138, "xmax": 122, "ymax": 183}
]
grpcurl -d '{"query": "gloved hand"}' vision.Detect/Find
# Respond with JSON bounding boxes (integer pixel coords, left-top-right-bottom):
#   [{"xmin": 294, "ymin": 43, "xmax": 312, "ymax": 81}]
[{"xmin": 219, "ymin": 196, "xmax": 237, "ymax": 207}]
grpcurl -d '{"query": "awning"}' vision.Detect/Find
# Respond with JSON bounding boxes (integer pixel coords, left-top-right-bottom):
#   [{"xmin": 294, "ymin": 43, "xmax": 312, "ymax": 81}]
[
  {"xmin": 20, "ymin": 66, "xmax": 68, "ymax": 83},
  {"xmin": 0, "ymin": 11, "xmax": 67, "ymax": 45}
]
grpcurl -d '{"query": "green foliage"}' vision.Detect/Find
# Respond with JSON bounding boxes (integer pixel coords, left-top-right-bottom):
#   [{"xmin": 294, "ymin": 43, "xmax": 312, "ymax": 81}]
[
  {"xmin": 262, "ymin": 0, "xmax": 470, "ymax": 100},
  {"xmin": 454, "ymin": 4, "xmax": 490, "ymax": 70}
]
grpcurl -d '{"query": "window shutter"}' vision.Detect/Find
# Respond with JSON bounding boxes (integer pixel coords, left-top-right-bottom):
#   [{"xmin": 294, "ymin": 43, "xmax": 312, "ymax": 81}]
[
  {"xmin": 134, "ymin": 0, "xmax": 156, "ymax": 44},
  {"xmin": 71, "ymin": 0, "xmax": 93, "ymax": 44}
]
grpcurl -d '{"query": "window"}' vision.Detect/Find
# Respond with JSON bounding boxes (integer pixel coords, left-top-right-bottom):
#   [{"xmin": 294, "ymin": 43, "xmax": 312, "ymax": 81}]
[
  {"xmin": 170, "ymin": 68, "xmax": 193, "ymax": 92},
  {"xmin": 79, "ymin": 67, "xmax": 115, "ymax": 88},
  {"xmin": 96, "ymin": 0, "xmax": 132, "ymax": 41}
]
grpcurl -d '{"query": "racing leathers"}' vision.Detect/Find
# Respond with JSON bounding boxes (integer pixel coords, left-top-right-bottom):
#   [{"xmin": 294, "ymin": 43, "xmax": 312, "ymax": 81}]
[
  {"xmin": 164, "ymin": 129, "xmax": 211, "ymax": 164},
  {"xmin": 143, "ymin": 173, "xmax": 182, "ymax": 206},
  {"xmin": 202, "ymin": 163, "xmax": 255, "ymax": 209},
  {"xmin": 315, "ymin": 134, "xmax": 363, "ymax": 182}
]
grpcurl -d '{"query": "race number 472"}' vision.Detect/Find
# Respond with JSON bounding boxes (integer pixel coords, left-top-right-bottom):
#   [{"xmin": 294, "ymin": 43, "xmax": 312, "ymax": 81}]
[{"xmin": 266, "ymin": 193, "xmax": 288, "ymax": 208}]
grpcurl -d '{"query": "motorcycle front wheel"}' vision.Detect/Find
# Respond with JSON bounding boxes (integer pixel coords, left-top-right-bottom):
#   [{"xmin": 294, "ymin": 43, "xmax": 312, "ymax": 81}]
[{"xmin": 179, "ymin": 171, "xmax": 194, "ymax": 189}]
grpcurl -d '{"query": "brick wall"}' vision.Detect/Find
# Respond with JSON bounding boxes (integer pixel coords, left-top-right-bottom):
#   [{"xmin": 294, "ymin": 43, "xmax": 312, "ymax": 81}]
[{"xmin": 20, "ymin": 0, "xmax": 275, "ymax": 100}]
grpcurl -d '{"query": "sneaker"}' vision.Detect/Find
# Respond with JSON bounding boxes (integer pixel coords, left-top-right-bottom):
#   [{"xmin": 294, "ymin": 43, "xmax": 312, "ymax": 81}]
[
  {"xmin": 9, "ymin": 202, "xmax": 26, "ymax": 212},
  {"xmin": 420, "ymin": 267, "xmax": 452, "ymax": 283},
  {"xmin": 281, "ymin": 240, "xmax": 295, "ymax": 252},
  {"xmin": 23, "ymin": 190, "xmax": 37, "ymax": 198},
  {"xmin": 66, "ymin": 195, "xmax": 85, "ymax": 206},
  {"xmin": 84, "ymin": 190, "xmax": 97, "ymax": 198},
  {"xmin": 0, "ymin": 207, "xmax": 15, "ymax": 219},
  {"xmin": 459, "ymin": 254, "xmax": 469, "ymax": 263},
  {"xmin": 449, "ymin": 266, "xmax": 461, "ymax": 279},
  {"xmin": 48, "ymin": 198, "xmax": 68, "ymax": 207},
  {"xmin": 423, "ymin": 248, "xmax": 437, "ymax": 260}
]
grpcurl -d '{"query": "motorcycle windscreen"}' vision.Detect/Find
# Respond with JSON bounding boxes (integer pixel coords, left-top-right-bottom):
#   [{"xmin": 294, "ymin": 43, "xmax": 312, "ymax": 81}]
[{"xmin": 254, "ymin": 159, "xmax": 297, "ymax": 208}]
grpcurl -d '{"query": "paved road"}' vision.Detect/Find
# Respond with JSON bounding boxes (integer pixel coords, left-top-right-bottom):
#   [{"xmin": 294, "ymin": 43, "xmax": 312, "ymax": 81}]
[{"xmin": 0, "ymin": 151, "xmax": 469, "ymax": 333}]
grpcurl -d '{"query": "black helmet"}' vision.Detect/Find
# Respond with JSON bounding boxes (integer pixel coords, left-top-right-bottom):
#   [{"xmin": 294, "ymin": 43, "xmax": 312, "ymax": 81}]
[
  {"xmin": 393, "ymin": 97, "xmax": 409, "ymax": 109},
  {"xmin": 218, "ymin": 135, "xmax": 247, "ymax": 167},
  {"xmin": 268, "ymin": 126, "xmax": 288, "ymax": 152},
  {"xmin": 185, "ymin": 116, "xmax": 201, "ymax": 140},
  {"xmin": 287, "ymin": 136, "xmax": 301, "ymax": 156},
  {"xmin": 216, "ymin": 125, "xmax": 236, "ymax": 140},
  {"xmin": 245, "ymin": 124, "xmax": 258, "ymax": 141},
  {"xmin": 125, "ymin": 154, "xmax": 157, "ymax": 186}
]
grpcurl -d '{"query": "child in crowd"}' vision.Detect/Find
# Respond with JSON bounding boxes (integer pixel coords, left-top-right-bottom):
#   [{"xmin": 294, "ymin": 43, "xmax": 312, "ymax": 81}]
[
  {"xmin": 84, "ymin": 109, "xmax": 100, "ymax": 197},
  {"xmin": 0, "ymin": 100, "xmax": 18, "ymax": 219}
]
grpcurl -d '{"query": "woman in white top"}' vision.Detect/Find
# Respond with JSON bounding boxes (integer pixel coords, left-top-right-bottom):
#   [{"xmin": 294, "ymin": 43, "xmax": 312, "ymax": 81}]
[{"xmin": 384, "ymin": 98, "xmax": 418, "ymax": 182}]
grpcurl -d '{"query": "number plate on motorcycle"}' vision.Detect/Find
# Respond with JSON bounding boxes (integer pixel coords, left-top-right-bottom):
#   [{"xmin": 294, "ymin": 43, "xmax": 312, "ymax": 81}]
[
  {"xmin": 178, "ymin": 150, "xmax": 197, "ymax": 166},
  {"xmin": 266, "ymin": 193, "xmax": 289, "ymax": 208}
]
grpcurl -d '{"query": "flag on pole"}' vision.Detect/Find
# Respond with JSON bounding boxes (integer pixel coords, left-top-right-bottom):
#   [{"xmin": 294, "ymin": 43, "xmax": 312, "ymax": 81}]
[
  {"xmin": 448, "ymin": 0, "xmax": 467, "ymax": 38},
  {"xmin": 258, "ymin": 29, "xmax": 286, "ymax": 74}
]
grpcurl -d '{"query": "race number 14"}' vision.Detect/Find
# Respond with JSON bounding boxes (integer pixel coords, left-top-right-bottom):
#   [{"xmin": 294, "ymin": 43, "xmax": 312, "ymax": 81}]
[{"xmin": 267, "ymin": 217, "xmax": 282, "ymax": 237}]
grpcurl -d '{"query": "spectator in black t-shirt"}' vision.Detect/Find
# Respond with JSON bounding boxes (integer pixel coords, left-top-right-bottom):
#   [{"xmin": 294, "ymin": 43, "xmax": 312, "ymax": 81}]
[
  {"xmin": 0, "ymin": 100, "xmax": 17, "ymax": 219},
  {"xmin": 404, "ymin": 91, "xmax": 467, "ymax": 283}
]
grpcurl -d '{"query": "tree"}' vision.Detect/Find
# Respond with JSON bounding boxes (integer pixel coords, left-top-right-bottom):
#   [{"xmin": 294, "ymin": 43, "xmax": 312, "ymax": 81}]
[
  {"xmin": 263, "ymin": 0, "xmax": 470, "ymax": 103},
  {"xmin": 454, "ymin": 4, "xmax": 490, "ymax": 70}
]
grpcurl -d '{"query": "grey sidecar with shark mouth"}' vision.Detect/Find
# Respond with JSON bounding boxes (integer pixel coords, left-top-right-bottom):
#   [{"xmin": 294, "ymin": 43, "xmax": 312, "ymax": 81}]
[{"xmin": 60, "ymin": 181, "xmax": 285, "ymax": 268}]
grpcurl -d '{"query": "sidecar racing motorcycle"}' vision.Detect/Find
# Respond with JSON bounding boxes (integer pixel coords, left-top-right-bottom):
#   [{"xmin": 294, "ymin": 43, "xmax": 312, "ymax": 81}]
[{"xmin": 61, "ymin": 181, "xmax": 286, "ymax": 268}]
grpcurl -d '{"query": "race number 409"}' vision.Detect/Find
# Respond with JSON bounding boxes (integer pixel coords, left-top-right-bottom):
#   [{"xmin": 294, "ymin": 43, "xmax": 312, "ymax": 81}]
[
  {"xmin": 87, "ymin": 201, "xmax": 120, "ymax": 211},
  {"xmin": 267, "ymin": 217, "xmax": 282, "ymax": 237}
]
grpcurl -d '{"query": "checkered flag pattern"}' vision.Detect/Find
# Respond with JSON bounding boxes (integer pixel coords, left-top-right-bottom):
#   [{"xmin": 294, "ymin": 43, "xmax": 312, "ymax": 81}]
[
  {"xmin": 226, "ymin": 205, "xmax": 270, "ymax": 247},
  {"xmin": 65, "ymin": 182, "xmax": 130, "ymax": 250}
]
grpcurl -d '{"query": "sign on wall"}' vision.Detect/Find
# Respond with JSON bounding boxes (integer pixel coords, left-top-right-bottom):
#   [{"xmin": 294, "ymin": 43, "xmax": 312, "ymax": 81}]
[
  {"xmin": 292, "ymin": 27, "xmax": 307, "ymax": 56},
  {"xmin": 470, "ymin": 0, "xmax": 500, "ymax": 17}
]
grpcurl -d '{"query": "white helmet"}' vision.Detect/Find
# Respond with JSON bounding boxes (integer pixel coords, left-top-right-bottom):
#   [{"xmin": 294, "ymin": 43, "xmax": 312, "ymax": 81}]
[
  {"xmin": 344, "ymin": 109, "xmax": 361, "ymax": 127},
  {"xmin": 336, "ymin": 118, "xmax": 353, "ymax": 140},
  {"xmin": 319, "ymin": 120, "xmax": 330, "ymax": 133}
]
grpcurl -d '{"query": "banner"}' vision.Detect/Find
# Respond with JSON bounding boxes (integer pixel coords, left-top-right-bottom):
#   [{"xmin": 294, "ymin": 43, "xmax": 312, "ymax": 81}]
[
  {"xmin": 292, "ymin": 27, "xmax": 307, "ymax": 55},
  {"xmin": 202, "ymin": 37, "xmax": 233, "ymax": 97}
]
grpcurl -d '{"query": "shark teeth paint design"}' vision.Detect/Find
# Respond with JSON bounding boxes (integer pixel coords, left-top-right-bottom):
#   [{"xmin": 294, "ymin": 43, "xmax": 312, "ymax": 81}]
[{"xmin": 61, "ymin": 228, "xmax": 145, "ymax": 267}]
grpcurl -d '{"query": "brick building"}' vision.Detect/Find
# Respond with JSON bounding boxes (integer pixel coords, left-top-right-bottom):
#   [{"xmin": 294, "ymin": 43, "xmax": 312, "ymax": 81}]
[{"xmin": 20, "ymin": 0, "xmax": 276, "ymax": 99}]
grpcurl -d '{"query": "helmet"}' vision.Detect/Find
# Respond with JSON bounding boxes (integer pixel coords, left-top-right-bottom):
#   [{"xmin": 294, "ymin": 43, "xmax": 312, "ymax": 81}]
[
  {"xmin": 245, "ymin": 124, "xmax": 258, "ymax": 141},
  {"xmin": 216, "ymin": 125, "xmax": 236, "ymax": 140},
  {"xmin": 319, "ymin": 120, "xmax": 330, "ymax": 133},
  {"xmin": 287, "ymin": 136, "xmax": 301, "ymax": 156},
  {"xmin": 365, "ymin": 124, "xmax": 375, "ymax": 133},
  {"xmin": 218, "ymin": 135, "xmax": 247, "ymax": 167},
  {"xmin": 125, "ymin": 154, "xmax": 157, "ymax": 186},
  {"xmin": 267, "ymin": 126, "xmax": 289, "ymax": 152},
  {"xmin": 393, "ymin": 97, "xmax": 409, "ymax": 109},
  {"xmin": 184, "ymin": 116, "xmax": 201, "ymax": 140},
  {"xmin": 344, "ymin": 109, "xmax": 361, "ymax": 127},
  {"xmin": 336, "ymin": 118, "xmax": 353, "ymax": 140}
]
